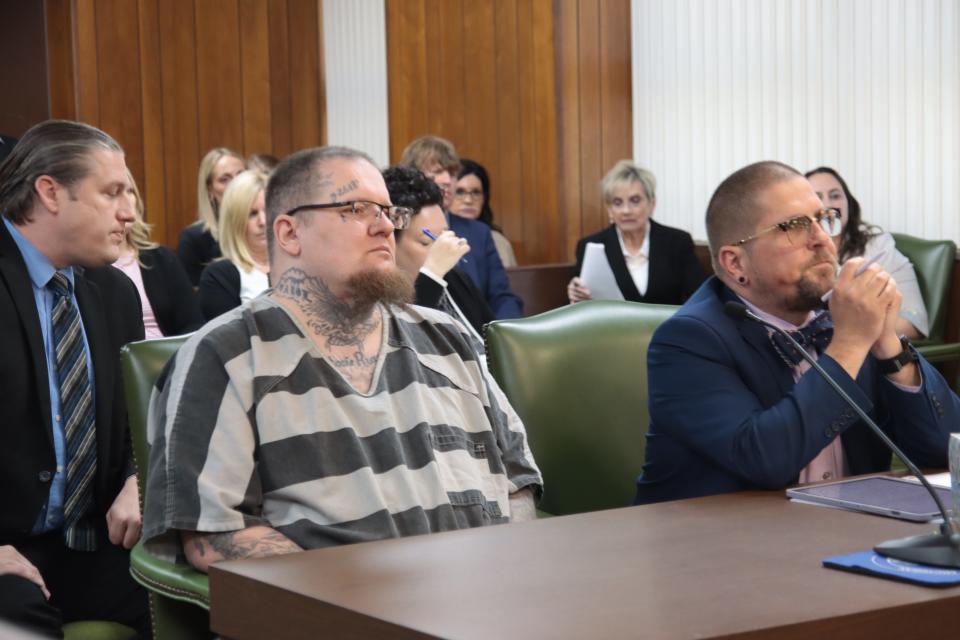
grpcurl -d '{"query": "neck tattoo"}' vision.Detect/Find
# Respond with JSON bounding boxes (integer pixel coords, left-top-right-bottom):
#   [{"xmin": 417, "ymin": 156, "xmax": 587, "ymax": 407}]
[{"xmin": 272, "ymin": 267, "xmax": 380, "ymax": 354}]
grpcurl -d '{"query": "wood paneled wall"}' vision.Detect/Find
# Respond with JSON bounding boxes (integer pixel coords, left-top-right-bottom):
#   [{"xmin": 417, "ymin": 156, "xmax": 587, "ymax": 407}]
[
  {"xmin": 385, "ymin": 0, "xmax": 631, "ymax": 264},
  {"xmin": 46, "ymin": 0, "xmax": 327, "ymax": 247}
]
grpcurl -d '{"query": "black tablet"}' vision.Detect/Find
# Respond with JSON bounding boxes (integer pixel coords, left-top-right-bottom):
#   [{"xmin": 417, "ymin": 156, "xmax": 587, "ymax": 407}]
[{"xmin": 786, "ymin": 476, "xmax": 954, "ymax": 522}]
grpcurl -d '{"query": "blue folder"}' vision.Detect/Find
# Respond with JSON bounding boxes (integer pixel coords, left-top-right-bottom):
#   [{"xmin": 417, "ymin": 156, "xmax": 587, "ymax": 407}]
[{"xmin": 823, "ymin": 550, "xmax": 960, "ymax": 587}]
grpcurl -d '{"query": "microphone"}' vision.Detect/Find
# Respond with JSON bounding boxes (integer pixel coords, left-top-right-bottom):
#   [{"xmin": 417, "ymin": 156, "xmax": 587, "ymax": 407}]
[{"xmin": 724, "ymin": 300, "xmax": 960, "ymax": 568}]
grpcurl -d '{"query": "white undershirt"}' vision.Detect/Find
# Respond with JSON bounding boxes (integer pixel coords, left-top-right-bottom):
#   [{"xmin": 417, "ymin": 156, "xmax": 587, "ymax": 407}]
[
  {"xmin": 615, "ymin": 226, "xmax": 650, "ymax": 296},
  {"xmin": 238, "ymin": 265, "xmax": 270, "ymax": 303}
]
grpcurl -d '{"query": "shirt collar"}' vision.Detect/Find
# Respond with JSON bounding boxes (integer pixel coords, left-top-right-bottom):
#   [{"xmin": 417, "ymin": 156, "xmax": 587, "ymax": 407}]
[
  {"xmin": 3, "ymin": 217, "xmax": 75, "ymax": 291},
  {"xmin": 738, "ymin": 294, "xmax": 818, "ymax": 331},
  {"xmin": 615, "ymin": 225, "xmax": 650, "ymax": 259}
]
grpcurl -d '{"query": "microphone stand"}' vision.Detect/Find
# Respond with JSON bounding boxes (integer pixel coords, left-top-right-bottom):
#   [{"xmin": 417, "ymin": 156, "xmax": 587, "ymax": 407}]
[{"xmin": 724, "ymin": 301, "xmax": 960, "ymax": 568}]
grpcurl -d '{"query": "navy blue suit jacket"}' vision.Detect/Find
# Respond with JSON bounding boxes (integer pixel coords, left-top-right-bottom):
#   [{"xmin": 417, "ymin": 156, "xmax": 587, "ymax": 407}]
[
  {"xmin": 447, "ymin": 214, "xmax": 522, "ymax": 319},
  {"xmin": 635, "ymin": 276, "xmax": 958, "ymax": 505}
]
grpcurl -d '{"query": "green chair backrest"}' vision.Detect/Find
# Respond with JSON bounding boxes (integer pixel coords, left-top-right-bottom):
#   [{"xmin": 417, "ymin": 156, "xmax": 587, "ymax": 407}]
[
  {"xmin": 121, "ymin": 335, "xmax": 189, "ymax": 499},
  {"xmin": 485, "ymin": 300, "xmax": 678, "ymax": 516},
  {"xmin": 891, "ymin": 233, "xmax": 957, "ymax": 344},
  {"xmin": 121, "ymin": 336, "xmax": 213, "ymax": 640}
]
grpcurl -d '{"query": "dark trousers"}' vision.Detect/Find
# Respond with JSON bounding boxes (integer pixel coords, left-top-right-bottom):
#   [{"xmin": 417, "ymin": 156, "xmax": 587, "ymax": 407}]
[{"xmin": 0, "ymin": 530, "xmax": 150, "ymax": 639}]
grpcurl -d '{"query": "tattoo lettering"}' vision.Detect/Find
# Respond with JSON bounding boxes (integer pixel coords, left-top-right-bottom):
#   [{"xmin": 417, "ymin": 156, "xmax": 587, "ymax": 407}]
[
  {"xmin": 329, "ymin": 179, "xmax": 359, "ymax": 202},
  {"xmin": 328, "ymin": 350, "xmax": 378, "ymax": 369}
]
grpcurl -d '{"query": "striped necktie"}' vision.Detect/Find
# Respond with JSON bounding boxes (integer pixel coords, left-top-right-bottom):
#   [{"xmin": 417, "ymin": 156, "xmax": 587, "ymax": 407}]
[{"xmin": 48, "ymin": 273, "xmax": 98, "ymax": 551}]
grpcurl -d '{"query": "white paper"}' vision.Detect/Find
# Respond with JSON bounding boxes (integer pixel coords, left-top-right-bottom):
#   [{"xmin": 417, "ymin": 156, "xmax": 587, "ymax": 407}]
[
  {"xmin": 903, "ymin": 472, "xmax": 952, "ymax": 489},
  {"xmin": 579, "ymin": 242, "xmax": 624, "ymax": 301}
]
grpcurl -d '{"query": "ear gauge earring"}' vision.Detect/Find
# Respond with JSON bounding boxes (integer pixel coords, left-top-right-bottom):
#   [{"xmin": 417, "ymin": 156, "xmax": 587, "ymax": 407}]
[{"xmin": 738, "ymin": 276, "xmax": 747, "ymax": 284}]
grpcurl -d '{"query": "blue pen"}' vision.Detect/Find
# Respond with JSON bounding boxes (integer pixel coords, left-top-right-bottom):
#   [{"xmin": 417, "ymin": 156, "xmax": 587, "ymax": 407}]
[{"xmin": 422, "ymin": 228, "xmax": 468, "ymax": 263}]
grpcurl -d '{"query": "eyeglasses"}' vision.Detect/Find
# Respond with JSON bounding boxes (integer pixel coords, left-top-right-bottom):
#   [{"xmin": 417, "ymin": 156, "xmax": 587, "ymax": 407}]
[
  {"xmin": 453, "ymin": 188, "xmax": 483, "ymax": 200},
  {"xmin": 734, "ymin": 208, "xmax": 842, "ymax": 246},
  {"xmin": 609, "ymin": 194, "xmax": 648, "ymax": 209},
  {"xmin": 284, "ymin": 200, "xmax": 413, "ymax": 230}
]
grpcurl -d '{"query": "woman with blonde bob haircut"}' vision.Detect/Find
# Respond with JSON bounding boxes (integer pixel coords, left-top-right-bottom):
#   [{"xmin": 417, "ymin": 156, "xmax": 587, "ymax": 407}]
[
  {"xmin": 198, "ymin": 170, "xmax": 270, "ymax": 319},
  {"xmin": 177, "ymin": 147, "xmax": 246, "ymax": 285},
  {"xmin": 112, "ymin": 171, "xmax": 203, "ymax": 337},
  {"xmin": 568, "ymin": 160, "xmax": 705, "ymax": 304}
]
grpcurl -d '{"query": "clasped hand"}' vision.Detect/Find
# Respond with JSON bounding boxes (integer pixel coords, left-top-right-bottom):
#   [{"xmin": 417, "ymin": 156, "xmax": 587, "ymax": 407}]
[{"xmin": 827, "ymin": 257, "xmax": 903, "ymax": 360}]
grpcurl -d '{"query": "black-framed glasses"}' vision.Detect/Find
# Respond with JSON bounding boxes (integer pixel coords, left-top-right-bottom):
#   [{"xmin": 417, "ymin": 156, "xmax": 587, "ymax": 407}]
[
  {"xmin": 285, "ymin": 200, "xmax": 413, "ymax": 230},
  {"xmin": 453, "ymin": 188, "xmax": 483, "ymax": 199},
  {"xmin": 734, "ymin": 208, "xmax": 842, "ymax": 246}
]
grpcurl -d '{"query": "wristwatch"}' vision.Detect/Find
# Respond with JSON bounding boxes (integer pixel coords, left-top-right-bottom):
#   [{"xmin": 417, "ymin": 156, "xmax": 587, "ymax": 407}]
[{"xmin": 876, "ymin": 335, "xmax": 917, "ymax": 375}]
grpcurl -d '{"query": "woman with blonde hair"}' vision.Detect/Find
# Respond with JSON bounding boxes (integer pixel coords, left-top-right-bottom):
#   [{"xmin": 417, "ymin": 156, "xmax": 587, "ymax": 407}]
[
  {"xmin": 177, "ymin": 147, "xmax": 246, "ymax": 285},
  {"xmin": 568, "ymin": 160, "xmax": 705, "ymax": 304},
  {"xmin": 112, "ymin": 172, "xmax": 203, "ymax": 337},
  {"xmin": 198, "ymin": 171, "xmax": 270, "ymax": 319}
]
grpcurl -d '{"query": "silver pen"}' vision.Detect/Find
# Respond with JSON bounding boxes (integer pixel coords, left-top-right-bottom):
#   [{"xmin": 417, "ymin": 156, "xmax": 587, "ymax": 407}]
[{"xmin": 821, "ymin": 250, "xmax": 888, "ymax": 302}]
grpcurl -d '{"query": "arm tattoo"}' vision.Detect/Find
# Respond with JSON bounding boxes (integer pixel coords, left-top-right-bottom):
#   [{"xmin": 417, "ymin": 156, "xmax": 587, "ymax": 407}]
[{"xmin": 198, "ymin": 529, "xmax": 301, "ymax": 562}]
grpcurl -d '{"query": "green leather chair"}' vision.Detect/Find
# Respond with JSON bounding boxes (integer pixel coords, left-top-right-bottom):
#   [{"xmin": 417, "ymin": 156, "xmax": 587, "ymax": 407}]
[
  {"xmin": 120, "ymin": 335, "xmax": 212, "ymax": 640},
  {"xmin": 484, "ymin": 300, "xmax": 678, "ymax": 516},
  {"xmin": 890, "ymin": 233, "xmax": 960, "ymax": 369}
]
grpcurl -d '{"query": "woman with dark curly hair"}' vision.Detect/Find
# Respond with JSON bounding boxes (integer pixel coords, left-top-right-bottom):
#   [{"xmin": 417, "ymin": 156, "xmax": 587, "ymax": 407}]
[
  {"xmin": 805, "ymin": 166, "xmax": 928, "ymax": 338},
  {"xmin": 383, "ymin": 165, "xmax": 495, "ymax": 343},
  {"xmin": 450, "ymin": 159, "xmax": 517, "ymax": 267}
]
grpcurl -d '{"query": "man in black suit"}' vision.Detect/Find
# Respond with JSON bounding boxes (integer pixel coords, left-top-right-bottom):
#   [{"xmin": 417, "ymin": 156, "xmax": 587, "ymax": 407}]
[{"xmin": 0, "ymin": 121, "xmax": 149, "ymax": 637}]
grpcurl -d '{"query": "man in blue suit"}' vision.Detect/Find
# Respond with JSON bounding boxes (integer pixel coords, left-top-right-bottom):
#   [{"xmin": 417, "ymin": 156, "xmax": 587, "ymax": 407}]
[
  {"xmin": 635, "ymin": 161, "xmax": 959, "ymax": 505},
  {"xmin": 399, "ymin": 136, "xmax": 522, "ymax": 319}
]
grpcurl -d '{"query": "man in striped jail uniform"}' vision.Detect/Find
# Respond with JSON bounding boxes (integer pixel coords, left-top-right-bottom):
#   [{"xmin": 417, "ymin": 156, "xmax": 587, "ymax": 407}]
[{"xmin": 142, "ymin": 146, "xmax": 541, "ymax": 571}]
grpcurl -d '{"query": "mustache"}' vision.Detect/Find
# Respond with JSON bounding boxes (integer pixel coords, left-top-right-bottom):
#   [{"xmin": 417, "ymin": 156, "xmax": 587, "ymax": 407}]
[{"xmin": 807, "ymin": 250, "xmax": 837, "ymax": 270}]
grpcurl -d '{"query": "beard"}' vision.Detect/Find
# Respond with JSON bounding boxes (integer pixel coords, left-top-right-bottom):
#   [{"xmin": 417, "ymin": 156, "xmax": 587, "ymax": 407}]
[
  {"xmin": 782, "ymin": 250, "xmax": 836, "ymax": 313},
  {"xmin": 342, "ymin": 267, "xmax": 415, "ymax": 321}
]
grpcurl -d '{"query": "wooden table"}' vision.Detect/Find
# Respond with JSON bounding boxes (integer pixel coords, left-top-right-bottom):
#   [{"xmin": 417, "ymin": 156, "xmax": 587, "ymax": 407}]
[{"xmin": 209, "ymin": 491, "xmax": 960, "ymax": 639}]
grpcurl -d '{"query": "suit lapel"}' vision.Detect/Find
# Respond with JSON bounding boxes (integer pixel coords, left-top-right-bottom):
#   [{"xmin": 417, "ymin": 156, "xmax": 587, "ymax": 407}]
[
  {"xmin": 719, "ymin": 285, "xmax": 796, "ymax": 401},
  {"xmin": 601, "ymin": 226, "xmax": 643, "ymax": 301},
  {"xmin": 645, "ymin": 221, "xmax": 663, "ymax": 300},
  {"xmin": 0, "ymin": 223, "xmax": 55, "ymax": 443}
]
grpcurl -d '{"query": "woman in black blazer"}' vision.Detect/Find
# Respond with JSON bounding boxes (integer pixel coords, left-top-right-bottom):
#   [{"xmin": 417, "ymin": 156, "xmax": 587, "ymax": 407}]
[
  {"xmin": 568, "ymin": 161, "xmax": 705, "ymax": 305},
  {"xmin": 383, "ymin": 165, "xmax": 495, "ymax": 341},
  {"xmin": 113, "ymin": 173, "xmax": 203, "ymax": 336},
  {"xmin": 177, "ymin": 147, "xmax": 246, "ymax": 285}
]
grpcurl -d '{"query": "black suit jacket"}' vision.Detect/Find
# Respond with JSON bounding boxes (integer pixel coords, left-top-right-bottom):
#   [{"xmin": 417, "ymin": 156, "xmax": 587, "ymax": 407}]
[
  {"xmin": 198, "ymin": 259, "xmax": 242, "ymax": 321},
  {"xmin": 414, "ymin": 267, "xmax": 497, "ymax": 335},
  {"xmin": 0, "ymin": 222, "xmax": 144, "ymax": 543},
  {"xmin": 177, "ymin": 222, "xmax": 221, "ymax": 287},
  {"xmin": 574, "ymin": 220, "xmax": 705, "ymax": 305},
  {"xmin": 138, "ymin": 246, "xmax": 203, "ymax": 336}
]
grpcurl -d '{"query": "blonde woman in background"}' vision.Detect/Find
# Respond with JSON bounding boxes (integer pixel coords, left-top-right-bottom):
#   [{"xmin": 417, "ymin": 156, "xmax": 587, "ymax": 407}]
[
  {"xmin": 198, "ymin": 171, "xmax": 270, "ymax": 320},
  {"xmin": 113, "ymin": 172, "xmax": 203, "ymax": 337},
  {"xmin": 177, "ymin": 147, "xmax": 246, "ymax": 285},
  {"xmin": 568, "ymin": 160, "xmax": 705, "ymax": 305}
]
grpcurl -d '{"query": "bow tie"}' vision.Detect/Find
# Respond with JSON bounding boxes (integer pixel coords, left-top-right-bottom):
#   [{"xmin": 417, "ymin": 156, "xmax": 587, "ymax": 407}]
[{"xmin": 768, "ymin": 312, "xmax": 834, "ymax": 367}]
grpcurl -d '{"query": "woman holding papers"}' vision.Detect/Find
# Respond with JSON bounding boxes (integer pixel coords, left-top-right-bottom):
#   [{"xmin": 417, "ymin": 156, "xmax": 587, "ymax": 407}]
[{"xmin": 568, "ymin": 161, "xmax": 705, "ymax": 304}]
